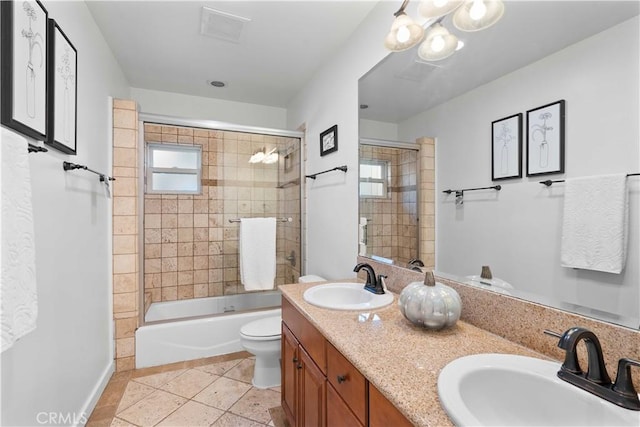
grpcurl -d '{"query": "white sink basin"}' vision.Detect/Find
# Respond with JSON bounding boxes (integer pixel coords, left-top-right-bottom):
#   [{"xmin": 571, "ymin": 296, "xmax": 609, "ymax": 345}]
[
  {"xmin": 438, "ymin": 353, "xmax": 640, "ymax": 427},
  {"xmin": 303, "ymin": 282, "xmax": 394, "ymax": 311}
]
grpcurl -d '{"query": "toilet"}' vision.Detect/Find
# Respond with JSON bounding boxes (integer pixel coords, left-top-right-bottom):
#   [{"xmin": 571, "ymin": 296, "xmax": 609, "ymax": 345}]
[
  {"xmin": 240, "ymin": 316, "xmax": 282, "ymax": 389},
  {"xmin": 240, "ymin": 275, "xmax": 326, "ymax": 388}
]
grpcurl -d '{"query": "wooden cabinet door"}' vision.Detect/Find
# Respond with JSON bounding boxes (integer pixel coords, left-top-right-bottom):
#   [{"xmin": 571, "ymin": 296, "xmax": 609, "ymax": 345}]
[
  {"xmin": 299, "ymin": 347, "xmax": 326, "ymax": 427},
  {"xmin": 282, "ymin": 324, "xmax": 299, "ymax": 426},
  {"xmin": 326, "ymin": 383, "xmax": 363, "ymax": 427},
  {"xmin": 369, "ymin": 383, "xmax": 413, "ymax": 427}
]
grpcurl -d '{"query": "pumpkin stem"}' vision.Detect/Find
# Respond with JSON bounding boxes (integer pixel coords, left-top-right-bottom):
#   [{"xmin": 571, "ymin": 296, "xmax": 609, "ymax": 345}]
[{"xmin": 423, "ymin": 271, "xmax": 436, "ymax": 287}]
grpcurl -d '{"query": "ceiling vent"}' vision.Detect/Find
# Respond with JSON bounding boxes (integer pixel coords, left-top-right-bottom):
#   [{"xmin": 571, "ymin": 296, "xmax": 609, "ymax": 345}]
[
  {"xmin": 393, "ymin": 56, "xmax": 444, "ymax": 82},
  {"xmin": 200, "ymin": 7, "xmax": 251, "ymax": 43}
]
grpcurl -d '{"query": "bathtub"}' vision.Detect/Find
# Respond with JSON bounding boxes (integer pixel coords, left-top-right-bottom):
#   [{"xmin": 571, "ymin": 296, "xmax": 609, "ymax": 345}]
[{"xmin": 135, "ymin": 291, "xmax": 282, "ymax": 368}]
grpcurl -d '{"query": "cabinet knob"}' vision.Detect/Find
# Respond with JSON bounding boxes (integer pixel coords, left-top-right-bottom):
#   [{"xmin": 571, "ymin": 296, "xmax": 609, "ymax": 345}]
[
  {"xmin": 297, "ymin": 363, "xmax": 302, "ymax": 370},
  {"xmin": 293, "ymin": 357, "xmax": 298, "ymax": 364},
  {"xmin": 337, "ymin": 375, "xmax": 347, "ymax": 384}
]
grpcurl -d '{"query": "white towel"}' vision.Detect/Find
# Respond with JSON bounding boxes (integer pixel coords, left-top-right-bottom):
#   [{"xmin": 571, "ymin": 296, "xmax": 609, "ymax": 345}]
[
  {"xmin": 239, "ymin": 217, "xmax": 277, "ymax": 290},
  {"xmin": 358, "ymin": 217, "xmax": 367, "ymax": 256},
  {"xmin": 1, "ymin": 128, "xmax": 38, "ymax": 352},
  {"xmin": 560, "ymin": 174, "xmax": 628, "ymax": 274}
]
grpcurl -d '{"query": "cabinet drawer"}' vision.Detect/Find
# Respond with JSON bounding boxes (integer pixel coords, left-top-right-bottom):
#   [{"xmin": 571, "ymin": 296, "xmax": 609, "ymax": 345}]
[
  {"xmin": 282, "ymin": 297, "xmax": 326, "ymax": 374},
  {"xmin": 326, "ymin": 342, "xmax": 366, "ymax": 425}
]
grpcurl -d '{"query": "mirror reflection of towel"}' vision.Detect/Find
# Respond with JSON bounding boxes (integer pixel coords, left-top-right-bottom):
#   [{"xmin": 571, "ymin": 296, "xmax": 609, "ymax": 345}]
[
  {"xmin": 561, "ymin": 174, "xmax": 628, "ymax": 274},
  {"xmin": 240, "ymin": 218, "xmax": 277, "ymax": 290},
  {"xmin": 1, "ymin": 128, "xmax": 38, "ymax": 352}
]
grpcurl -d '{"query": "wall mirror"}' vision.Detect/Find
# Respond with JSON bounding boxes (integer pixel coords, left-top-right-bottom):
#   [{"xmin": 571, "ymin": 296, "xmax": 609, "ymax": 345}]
[{"xmin": 358, "ymin": 1, "xmax": 639, "ymax": 329}]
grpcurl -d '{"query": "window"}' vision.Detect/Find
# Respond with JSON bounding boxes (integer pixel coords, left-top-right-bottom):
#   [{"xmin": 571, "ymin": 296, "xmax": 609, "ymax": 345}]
[
  {"xmin": 359, "ymin": 159, "xmax": 389, "ymax": 198},
  {"xmin": 146, "ymin": 143, "xmax": 202, "ymax": 194}
]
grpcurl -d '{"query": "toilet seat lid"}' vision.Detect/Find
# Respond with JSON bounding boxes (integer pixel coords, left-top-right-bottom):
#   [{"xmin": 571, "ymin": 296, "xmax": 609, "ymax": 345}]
[{"xmin": 241, "ymin": 316, "xmax": 281, "ymax": 338}]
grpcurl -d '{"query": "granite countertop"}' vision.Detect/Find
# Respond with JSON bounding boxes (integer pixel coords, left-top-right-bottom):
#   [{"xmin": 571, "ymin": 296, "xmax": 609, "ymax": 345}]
[{"xmin": 279, "ymin": 282, "xmax": 548, "ymax": 427}]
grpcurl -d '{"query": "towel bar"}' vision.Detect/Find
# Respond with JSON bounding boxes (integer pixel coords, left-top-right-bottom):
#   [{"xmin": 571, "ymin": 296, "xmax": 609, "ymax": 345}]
[
  {"xmin": 540, "ymin": 173, "xmax": 639, "ymax": 187},
  {"xmin": 228, "ymin": 217, "xmax": 292, "ymax": 223}
]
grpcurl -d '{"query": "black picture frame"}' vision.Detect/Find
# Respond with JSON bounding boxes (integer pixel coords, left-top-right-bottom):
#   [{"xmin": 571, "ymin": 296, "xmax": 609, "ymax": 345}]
[
  {"xmin": 46, "ymin": 19, "xmax": 77, "ymax": 155},
  {"xmin": 320, "ymin": 124, "xmax": 338, "ymax": 156},
  {"xmin": 491, "ymin": 113, "xmax": 522, "ymax": 181},
  {"xmin": 1, "ymin": 0, "xmax": 49, "ymax": 141},
  {"xmin": 526, "ymin": 100, "xmax": 565, "ymax": 177}
]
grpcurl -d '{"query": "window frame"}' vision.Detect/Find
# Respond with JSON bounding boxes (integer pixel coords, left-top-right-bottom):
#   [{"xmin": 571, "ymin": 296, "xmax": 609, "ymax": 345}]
[
  {"xmin": 146, "ymin": 143, "xmax": 202, "ymax": 195},
  {"xmin": 359, "ymin": 158, "xmax": 389, "ymax": 199}
]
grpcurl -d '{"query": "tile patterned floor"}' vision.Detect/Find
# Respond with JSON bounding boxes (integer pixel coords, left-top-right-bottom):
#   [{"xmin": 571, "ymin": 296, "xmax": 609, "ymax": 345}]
[{"xmin": 87, "ymin": 352, "xmax": 282, "ymax": 427}]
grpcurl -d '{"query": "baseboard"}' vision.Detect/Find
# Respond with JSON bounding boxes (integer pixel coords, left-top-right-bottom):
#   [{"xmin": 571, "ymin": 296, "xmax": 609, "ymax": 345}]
[{"xmin": 76, "ymin": 360, "xmax": 114, "ymax": 427}]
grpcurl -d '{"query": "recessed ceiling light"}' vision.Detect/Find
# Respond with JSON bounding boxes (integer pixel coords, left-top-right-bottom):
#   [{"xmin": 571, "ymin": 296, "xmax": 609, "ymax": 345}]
[{"xmin": 208, "ymin": 80, "xmax": 226, "ymax": 88}]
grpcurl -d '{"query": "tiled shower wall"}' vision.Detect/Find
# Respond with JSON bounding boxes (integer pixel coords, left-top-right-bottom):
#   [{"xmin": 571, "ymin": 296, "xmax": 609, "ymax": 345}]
[
  {"xmin": 359, "ymin": 139, "xmax": 435, "ymax": 270},
  {"xmin": 112, "ymin": 99, "xmax": 140, "ymax": 371},
  {"xmin": 418, "ymin": 137, "xmax": 435, "ymax": 270},
  {"xmin": 142, "ymin": 124, "xmax": 301, "ymax": 307},
  {"xmin": 359, "ymin": 145, "xmax": 418, "ymax": 267}
]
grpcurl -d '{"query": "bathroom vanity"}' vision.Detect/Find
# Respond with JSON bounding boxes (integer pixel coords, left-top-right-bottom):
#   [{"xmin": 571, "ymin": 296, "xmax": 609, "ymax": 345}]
[
  {"xmin": 282, "ymin": 296, "xmax": 410, "ymax": 427},
  {"xmin": 279, "ymin": 283, "xmax": 546, "ymax": 426}
]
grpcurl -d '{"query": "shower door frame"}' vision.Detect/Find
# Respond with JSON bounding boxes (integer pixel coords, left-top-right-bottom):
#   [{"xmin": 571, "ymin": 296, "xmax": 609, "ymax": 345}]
[
  {"xmin": 358, "ymin": 137, "xmax": 421, "ymax": 267},
  {"xmin": 137, "ymin": 112, "xmax": 305, "ymax": 327}
]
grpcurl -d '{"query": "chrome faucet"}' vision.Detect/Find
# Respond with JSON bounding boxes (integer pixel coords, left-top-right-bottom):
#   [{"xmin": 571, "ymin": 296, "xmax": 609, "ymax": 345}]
[
  {"xmin": 353, "ymin": 263, "xmax": 386, "ymax": 295},
  {"xmin": 545, "ymin": 327, "xmax": 640, "ymax": 410}
]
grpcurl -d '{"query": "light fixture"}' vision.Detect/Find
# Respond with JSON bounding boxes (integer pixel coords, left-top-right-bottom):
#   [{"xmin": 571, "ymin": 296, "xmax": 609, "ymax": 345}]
[
  {"xmin": 418, "ymin": 0, "xmax": 464, "ymax": 19},
  {"xmin": 248, "ymin": 149, "xmax": 265, "ymax": 163},
  {"xmin": 385, "ymin": 0, "xmax": 504, "ymax": 61},
  {"xmin": 384, "ymin": 0, "xmax": 425, "ymax": 52},
  {"xmin": 208, "ymin": 80, "xmax": 226, "ymax": 88},
  {"xmin": 262, "ymin": 148, "xmax": 279, "ymax": 164},
  {"xmin": 248, "ymin": 147, "xmax": 278, "ymax": 164},
  {"xmin": 453, "ymin": 0, "xmax": 504, "ymax": 32},
  {"xmin": 418, "ymin": 22, "xmax": 459, "ymax": 61}
]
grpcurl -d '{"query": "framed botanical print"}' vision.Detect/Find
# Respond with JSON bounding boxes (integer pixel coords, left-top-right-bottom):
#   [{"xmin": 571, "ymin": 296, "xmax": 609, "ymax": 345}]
[
  {"xmin": 46, "ymin": 19, "xmax": 77, "ymax": 154},
  {"xmin": 526, "ymin": 100, "xmax": 565, "ymax": 176},
  {"xmin": 1, "ymin": 0, "xmax": 49, "ymax": 141},
  {"xmin": 491, "ymin": 113, "xmax": 522, "ymax": 181}
]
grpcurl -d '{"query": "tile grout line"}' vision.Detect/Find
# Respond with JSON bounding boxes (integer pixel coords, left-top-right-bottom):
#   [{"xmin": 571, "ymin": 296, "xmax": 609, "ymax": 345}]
[
  {"xmin": 93, "ymin": 355, "xmax": 276, "ymax": 427},
  {"xmin": 121, "ymin": 372, "xmax": 264, "ymax": 425}
]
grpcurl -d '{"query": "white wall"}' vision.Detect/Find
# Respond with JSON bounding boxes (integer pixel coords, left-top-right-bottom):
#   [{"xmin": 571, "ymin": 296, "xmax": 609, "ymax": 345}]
[
  {"xmin": 287, "ymin": 2, "xmax": 395, "ymax": 280},
  {"xmin": 130, "ymin": 87, "xmax": 287, "ymax": 129},
  {"xmin": 399, "ymin": 17, "xmax": 640, "ymax": 326},
  {"xmin": 1, "ymin": 1, "xmax": 129, "ymax": 425},
  {"xmin": 359, "ymin": 118, "xmax": 398, "ymax": 141}
]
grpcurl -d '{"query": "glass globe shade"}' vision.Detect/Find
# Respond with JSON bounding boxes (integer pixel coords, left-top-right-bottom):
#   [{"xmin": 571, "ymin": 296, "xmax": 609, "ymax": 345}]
[
  {"xmin": 418, "ymin": 0, "xmax": 464, "ymax": 19},
  {"xmin": 453, "ymin": 0, "xmax": 504, "ymax": 32},
  {"xmin": 384, "ymin": 13, "xmax": 425, "ymax": 52},
  {"xmin": 418, "ymin": 23, "xmax": 458, "ymax": 61}
]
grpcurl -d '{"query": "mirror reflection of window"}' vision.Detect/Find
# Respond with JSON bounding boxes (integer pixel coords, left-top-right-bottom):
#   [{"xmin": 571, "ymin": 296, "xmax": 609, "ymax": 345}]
[{"xmin": 359, "ymin": 159, "xmax": 389, "ymax": 198}]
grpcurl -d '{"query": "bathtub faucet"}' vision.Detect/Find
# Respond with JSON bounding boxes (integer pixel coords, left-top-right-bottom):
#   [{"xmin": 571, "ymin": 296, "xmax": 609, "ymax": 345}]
[{"xmin": 353, "ymin": 263, "xmax": 387, "ymax": 295}]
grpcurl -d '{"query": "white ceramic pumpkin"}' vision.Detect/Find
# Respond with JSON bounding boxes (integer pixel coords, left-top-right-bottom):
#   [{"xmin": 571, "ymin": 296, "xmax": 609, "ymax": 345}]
[{"xmin": 398, "ymin": 271, "xmax": 462, "ymax": 330}]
